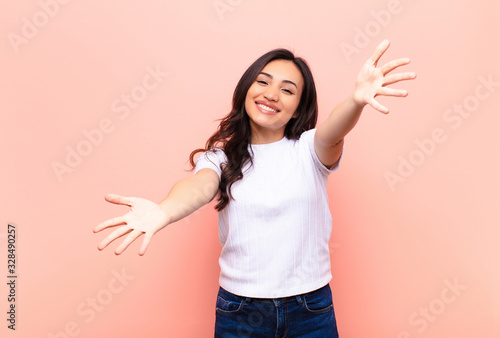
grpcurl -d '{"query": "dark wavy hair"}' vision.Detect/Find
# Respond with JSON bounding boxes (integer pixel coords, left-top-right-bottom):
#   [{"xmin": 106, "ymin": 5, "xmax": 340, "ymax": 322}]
[{"xmin": 189, "ymin": 48, "xmax": 318, "ymax": 211}]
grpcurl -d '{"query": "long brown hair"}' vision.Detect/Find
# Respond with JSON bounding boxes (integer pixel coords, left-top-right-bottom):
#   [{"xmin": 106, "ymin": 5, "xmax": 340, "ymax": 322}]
[{"xmin": 189, "ymin": 48, "xmax": 318, "ymax": 211}]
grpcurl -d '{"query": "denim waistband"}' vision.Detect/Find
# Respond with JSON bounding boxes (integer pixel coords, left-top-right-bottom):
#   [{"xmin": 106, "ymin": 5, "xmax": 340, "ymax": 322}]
[{"xmin": 235, "ymin": 284, "xmax": 330, "ymax": 307}]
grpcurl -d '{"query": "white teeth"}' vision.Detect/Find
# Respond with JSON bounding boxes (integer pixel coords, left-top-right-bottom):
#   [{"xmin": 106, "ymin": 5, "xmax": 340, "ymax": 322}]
[{"xmin": 257, "ymin": 103, "xmax": 278, "ymax": 113}]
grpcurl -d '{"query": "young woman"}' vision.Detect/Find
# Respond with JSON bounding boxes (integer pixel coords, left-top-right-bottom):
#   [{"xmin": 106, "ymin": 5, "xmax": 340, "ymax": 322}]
[{"xmin": 94, "ymin": 40, "xmax": 415, "ymax": 337}]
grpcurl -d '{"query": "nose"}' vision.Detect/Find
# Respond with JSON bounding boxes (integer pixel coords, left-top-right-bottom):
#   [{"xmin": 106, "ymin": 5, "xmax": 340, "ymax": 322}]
[{"xmin": 264, "ymin": 86, "xmax": 279, "ymax": 101}]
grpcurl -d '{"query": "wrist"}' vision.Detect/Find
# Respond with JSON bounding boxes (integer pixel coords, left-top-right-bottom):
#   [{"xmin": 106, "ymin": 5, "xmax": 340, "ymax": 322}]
[
  {"xmin": 157, "ymin": 200, "xmax": 174, "ymax": 224},
  {"xmin": 350, "ymin": 92, "xmax": 367, "ymax": 110}
]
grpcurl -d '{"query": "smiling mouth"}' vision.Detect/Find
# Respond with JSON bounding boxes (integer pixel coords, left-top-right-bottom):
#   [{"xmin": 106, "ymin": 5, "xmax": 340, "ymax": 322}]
[{"xmin": 256, "ymin": 103, "xmax": 279, "ymax": 113}]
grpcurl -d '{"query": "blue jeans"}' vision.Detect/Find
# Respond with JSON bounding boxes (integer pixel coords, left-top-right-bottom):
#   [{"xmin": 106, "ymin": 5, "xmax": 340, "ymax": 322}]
[{"xmin": 214, "ymin": 284, "xmax": 339, "ymax": 337}]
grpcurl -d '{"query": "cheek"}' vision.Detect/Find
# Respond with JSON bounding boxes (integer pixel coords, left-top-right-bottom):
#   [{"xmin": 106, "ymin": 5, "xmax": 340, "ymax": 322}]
[
  {"xmin": 284, "ymin": 96, "xmax": 301, "ymax": 114},
  {"xmin": 244, "ymin": 93, "xmax": 253, "ymax": 113},
  {"xmin": 245, "ymin": 85, "xmax": 255, "ymax": 103},
  {"xmin": 245, "ymin": 85, "xmax": 260, "ymax": 109},
  {"xmin": 246, "ymin": 84, "xmax": 259, "ymax": 99}
]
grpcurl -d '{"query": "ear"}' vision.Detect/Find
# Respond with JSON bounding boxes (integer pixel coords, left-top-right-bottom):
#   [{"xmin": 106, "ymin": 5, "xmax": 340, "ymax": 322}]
[{"xmin": 292, "ymin": 111, "xmax": 299, "ymax": 119}]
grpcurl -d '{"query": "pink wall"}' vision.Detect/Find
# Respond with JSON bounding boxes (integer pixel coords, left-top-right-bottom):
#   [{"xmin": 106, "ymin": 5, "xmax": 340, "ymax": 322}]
[{"xmin": 1, "ymin": 0, "xmax": 499, "ymax": 337}]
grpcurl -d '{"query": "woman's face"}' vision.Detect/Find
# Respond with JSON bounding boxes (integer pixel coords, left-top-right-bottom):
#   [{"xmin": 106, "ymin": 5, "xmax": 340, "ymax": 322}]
[{"xmin": 245, "ymin": 59, "xmax": 304, "ymax": 143}]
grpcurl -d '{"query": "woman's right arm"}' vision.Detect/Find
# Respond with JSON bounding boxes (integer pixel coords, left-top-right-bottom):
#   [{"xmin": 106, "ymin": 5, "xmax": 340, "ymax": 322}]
[{"xmin": 93, "ymin": 168, "xmax": 219, "ymax": 255}]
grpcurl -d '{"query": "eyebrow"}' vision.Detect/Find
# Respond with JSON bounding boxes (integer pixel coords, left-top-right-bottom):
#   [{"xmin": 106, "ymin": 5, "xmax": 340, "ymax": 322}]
[{"xmin": 258, "ymin": 72, "xmax": 298, "ymax": 89}]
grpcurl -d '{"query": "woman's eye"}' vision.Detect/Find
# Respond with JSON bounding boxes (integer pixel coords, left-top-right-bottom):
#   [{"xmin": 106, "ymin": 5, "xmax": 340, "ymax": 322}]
[
  {"xmin": 257, "ymin": 80, "xmax": 267, "ymax": 85},
  {"xmin": 283, "ymin": 88, "xmax": 293, "ymax": 94}
]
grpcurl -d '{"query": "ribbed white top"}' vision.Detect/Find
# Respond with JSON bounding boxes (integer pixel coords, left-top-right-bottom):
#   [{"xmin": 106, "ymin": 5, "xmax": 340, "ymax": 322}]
[{"xmin": 194, "ymin": 128, "xmax": 340, "ymax": 298}]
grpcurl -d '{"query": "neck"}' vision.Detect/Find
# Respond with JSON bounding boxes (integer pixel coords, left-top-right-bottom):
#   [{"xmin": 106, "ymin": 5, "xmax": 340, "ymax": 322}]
[{"xmin": 250, "ymin": 126, "xmax": 285, "ymax": 144}]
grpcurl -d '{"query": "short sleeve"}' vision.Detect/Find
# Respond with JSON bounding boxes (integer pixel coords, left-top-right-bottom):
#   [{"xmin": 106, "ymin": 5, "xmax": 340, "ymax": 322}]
[
  {"xmin": 301, "ymin": 129, "xmax": 342, "ymax": 176},
  {"xmin": 194, "ymin": 148, "xmax": 227, "ymax": 180}
]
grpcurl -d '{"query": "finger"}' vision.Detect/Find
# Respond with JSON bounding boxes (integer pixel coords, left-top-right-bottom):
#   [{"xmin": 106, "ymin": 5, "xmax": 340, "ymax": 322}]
[
  {"xmin": 383, "ymin": 72, "xmax": 417, "ymax": 86},
  {"xmin": 97, "ymin": 226, "xmax": 132, "ymax": 250},
  {"xmin": 377, "ymin": 87, "xmax": 408, "ymax": 97},
  {"xmin": 115, "ymin": 230, "xmax": 143, "ymax": 255},
  {"xmin": 369, "ymin": 98, "xmax": 389, "ymax": 114},
  {"xmin": 367, "ymin": 39, "xmax": 390, "ymax": 66},
  {"xmin": 380, "ymin": 58, "xmax": 411, "ymax": 75},
  {"xmin": 139, "ymin": 233, "xmax": 154, "ymax": 256},
  {"xmin": 94, "ymin": 215, "xmax": 127, "ymax": 232},
  {"xmin": 104, "ymin": 194, "xmax": 135, "ymax": 207}
]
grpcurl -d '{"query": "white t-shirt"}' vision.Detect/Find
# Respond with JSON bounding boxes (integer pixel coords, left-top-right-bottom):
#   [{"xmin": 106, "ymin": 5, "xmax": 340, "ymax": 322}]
[{"xmin": 194, "ymin": 128, "xmax": 341, "ymax": 298}]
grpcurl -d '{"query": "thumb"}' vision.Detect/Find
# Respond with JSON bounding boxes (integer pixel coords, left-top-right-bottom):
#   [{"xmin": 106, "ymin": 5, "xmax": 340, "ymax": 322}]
[{"xmin": 105, "ymin": 194, "xmax": 135, "ymax": 207}]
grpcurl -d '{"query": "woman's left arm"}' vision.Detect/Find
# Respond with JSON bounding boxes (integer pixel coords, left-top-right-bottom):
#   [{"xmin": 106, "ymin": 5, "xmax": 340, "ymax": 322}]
[{"xmin": 315, "ymin": 40, "xmax": 417, "ymax": 167}]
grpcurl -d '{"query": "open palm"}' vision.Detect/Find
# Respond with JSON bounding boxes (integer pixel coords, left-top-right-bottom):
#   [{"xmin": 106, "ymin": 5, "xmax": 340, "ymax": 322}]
[
  {"xmin": 353, "ymin": 40, "xmax": 416, "ymax": 114},
  {"xmin": 93, "ymin": 194, "xmax": 170, "ymax": 255}
]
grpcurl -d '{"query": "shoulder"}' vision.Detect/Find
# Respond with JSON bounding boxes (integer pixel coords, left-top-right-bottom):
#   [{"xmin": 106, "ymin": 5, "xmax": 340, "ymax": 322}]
[
  {"xmin": 296, "ymin": 128, "xmax": 316, "ymax": 144},
  {"xmin": 197, "ymin": 147, "xmax": 227, "ymax": 163},
  {"xmin": 194, "ymin": 147, "xmax": 227, "ymax": 180},
  {"xmin": 300, "ymin": 128, "xmax": 316, "ymax": 138},
  {"xmin": 297, "ymin": 128, "xmax": 342, "ymax": 174}
]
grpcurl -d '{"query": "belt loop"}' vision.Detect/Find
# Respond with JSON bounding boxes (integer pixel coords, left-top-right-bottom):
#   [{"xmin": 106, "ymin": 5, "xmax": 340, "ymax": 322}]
[{"xmin": 295, "ymin": 295, "xmax": 303, "ymax": 305}]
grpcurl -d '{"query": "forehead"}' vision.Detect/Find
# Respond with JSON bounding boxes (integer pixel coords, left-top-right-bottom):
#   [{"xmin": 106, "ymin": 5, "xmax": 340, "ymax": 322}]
[{"xmin": 260, "ymin": 59, "xmax": 304, "ymax": 87}]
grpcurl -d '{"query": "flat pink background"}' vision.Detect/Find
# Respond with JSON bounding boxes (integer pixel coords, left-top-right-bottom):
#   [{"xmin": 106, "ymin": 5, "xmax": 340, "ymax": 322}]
[{"xmin": 1, "ymin": 0, "xmax": 499, "ymax": 337}]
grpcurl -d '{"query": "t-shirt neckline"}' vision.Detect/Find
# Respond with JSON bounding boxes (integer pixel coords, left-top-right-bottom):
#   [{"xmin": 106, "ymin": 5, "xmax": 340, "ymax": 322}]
[{"xmin": 250, "ymin": 136, "xmax": 287, "ymax": 148}]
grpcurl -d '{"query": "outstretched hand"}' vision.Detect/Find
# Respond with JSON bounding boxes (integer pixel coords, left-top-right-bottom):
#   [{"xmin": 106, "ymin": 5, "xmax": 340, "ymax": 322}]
[
  {"xmin": 93, "ymin": 194, "xmax": 170, "ymax": 255},
  {"xmin": 353, "ymin": 40, "xmax": 416, "ymax": 114}
]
